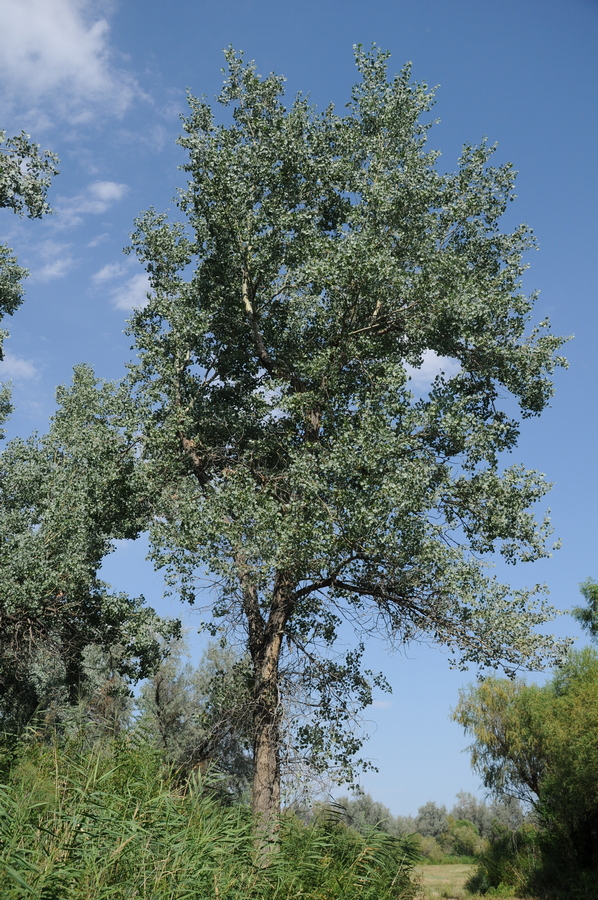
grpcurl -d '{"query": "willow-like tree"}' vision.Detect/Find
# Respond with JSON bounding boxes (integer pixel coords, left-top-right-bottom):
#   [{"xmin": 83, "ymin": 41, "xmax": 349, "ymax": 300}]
[{"xmin": 124, "ymin": 47, "xmax": 568, "ymax": 826}]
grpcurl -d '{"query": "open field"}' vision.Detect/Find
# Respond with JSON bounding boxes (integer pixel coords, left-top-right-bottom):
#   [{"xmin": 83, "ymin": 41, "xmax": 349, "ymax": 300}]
[{"xmin": 415, "ymin": 863, "xmax": 528, "ymax": 900}]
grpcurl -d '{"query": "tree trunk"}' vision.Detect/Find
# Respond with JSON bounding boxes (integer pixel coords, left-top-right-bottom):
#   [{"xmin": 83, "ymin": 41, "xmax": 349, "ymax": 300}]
[
  {"xmin": 252, "ymin": 680, "xmax": 281, "ymax": 822},
  {"xmin": 243, "ymin": 572, "xmax": 293, "ymax": 858},
  {"xmin": 251, "ymin": 628, "xmax": 283, "ymax": 856}
]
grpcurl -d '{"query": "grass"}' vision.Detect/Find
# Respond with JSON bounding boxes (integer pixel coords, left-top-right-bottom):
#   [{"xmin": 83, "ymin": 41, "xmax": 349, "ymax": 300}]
[
  {"xmin": 0, "ymin": 734, "xmax": 421, "ymax": 899},
  {"xmin": 415, "ymin": 863, "xmax": 531, "ymax": 900}
]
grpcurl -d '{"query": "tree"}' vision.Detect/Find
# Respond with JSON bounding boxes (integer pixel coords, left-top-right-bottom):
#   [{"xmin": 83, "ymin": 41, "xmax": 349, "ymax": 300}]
[
  {"xmin": 335, "ymin": 791, "xmax": 405, "ymax": 836},
  {"xmin": 0, "ymin": 134, "xmax": 162, "ymax": 733},
  {"xmin": 122, "ymin": 46, "xmax": 568, "ymax": 827},
  {"xmin": 415, "ymin": 801, "xmax": 449, "ymax": 838},
  {"xmin": 0, "ymin": 366, "xmax": 179, "ymax": 734},
  {"xmin": 454, "ymin": 647, "xmax": 598, "ymax": 893},
  {"xmin": 571, "ymin": 577, "xmax": 598, "ymax": 641},
  {"xmin": 137, "ymin": 641, "xmax": 253, "ymax": 793},
  {"xmin": 0, "ymin": 129, "xmax": 58, "ymax": 358}
]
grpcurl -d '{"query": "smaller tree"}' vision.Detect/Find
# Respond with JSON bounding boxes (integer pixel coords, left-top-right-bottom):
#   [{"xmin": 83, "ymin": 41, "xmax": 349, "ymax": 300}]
[
  {"xmin": 415, "ymin": 801, "xmax": 449, "ymax": 838},
  {"xmin": 454, "ymin": 644, "xmax": 598, "ymax": 895},
  {"xmin": 335, "ymin": 791, "xmax": 405, "ymax": 836},
  {"xmin": 0, "ymin": 366, "xmax": 178, "ymax": 736},
  {"xmin": 137, "ymin": 642, "xmax": 253, "ymax": 793},
  {"xmin": 445, "ymin": 819, "xmax": 487, "ymax": 857},
  {"xmin": 451, "ymin": 790, "xmax": 524, "ymax": 837}
]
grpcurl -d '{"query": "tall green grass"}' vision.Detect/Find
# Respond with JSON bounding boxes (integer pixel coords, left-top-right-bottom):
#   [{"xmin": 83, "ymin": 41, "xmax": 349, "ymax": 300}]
[{"xmin": 0, "ymin": 734, "xmax": 418, "ymax": 899}]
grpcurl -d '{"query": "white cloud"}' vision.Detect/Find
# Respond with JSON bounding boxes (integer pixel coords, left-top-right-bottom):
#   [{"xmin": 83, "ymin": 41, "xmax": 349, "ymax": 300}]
[
  {"xmin": 0, "ymin": 351, "xmax": 38, "ymax": 379},
  {"xmin": 109, "ymin": 272, "xmax": 150, "ymax": 310},
  {"xmin": 91, "ymin": 261, "xmax": 127, "ymax": 283},
  {"xmin": 405, "ymin": 349, "xmax": 460, "ymax": 390},
  {"xmin": 56, "ymin": 180, "xmax": 128, "ymax": 227},
  {"xmin": 37, "ymin": 257, "xmax": 75, "ymax": 280},
  {"xmin": 88, "ymin": 181, "xmax": 128, "ymax": 205},
  {"xmin": 0, "ymin": 0, "xmax": 142, "ymax": 124},
  {"xmin": 31, "ymin": 239, "xmax": 75, "ymax": 280},
  {"xmin": 87, "ymin": 232, "xmax": 110, "ymax": 248}
]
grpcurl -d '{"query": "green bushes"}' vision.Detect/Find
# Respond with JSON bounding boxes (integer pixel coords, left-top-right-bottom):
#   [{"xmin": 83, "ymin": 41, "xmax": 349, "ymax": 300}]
[
  {"xmin": 0, "ymin": 734, "xmax": 419, "ymax": 899},
  {"xmin": 455, "ymin": 648, "xmax": 598, "ymax": 897},
  {"xmin": 412, "ymin": 817, "xmax": 487, "ymax": 866},
  {"xmin": 466, "ymin": 823, "xmax": 541, "ymax": 896}
]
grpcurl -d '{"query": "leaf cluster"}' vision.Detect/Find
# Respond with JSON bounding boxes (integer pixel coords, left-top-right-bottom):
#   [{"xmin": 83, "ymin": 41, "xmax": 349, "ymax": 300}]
[{"xmin": 0, "ymin": 130, "xmax": 59, "ymax": 349}]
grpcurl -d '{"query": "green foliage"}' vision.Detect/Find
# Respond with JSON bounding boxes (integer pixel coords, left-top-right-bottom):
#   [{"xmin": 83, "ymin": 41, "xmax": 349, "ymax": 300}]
[
  {"xmin": 121, "ymin": 44, "xmax": 568, "ymax": 813},
  {"xmin": 444, "ymin": 819, "xmax": 486, "ymax": 858},
  {"xmin": 413, "ymin": 809, "xmax": 488, "ymax": 862},
  {"xmin": 571, "ymin": 578, "xmax": 598, "ymax": 642},
  {"xmin": 465, "ymin": 823, "xmax": 541, "ymax": 897},
  {"xmin": 0, "ymin": 366, "xmax": 179, "ymax": 735},
  {"xmin": 335, "ymin": 791, "xmax": 512, "ymax": 866},
  {"xmin": 0, "ymin": 734, "xmax": 419, "ymax": 899},
  {"xmin": 414, "ymin": 834, "xmax": 446, "ymax": 863},
  {"xmin": 137, "ymin": 642, "xmax": 253, "ymax": 793},
  {"xmin": 451, "ymin": 791, "xmax": 524, "ymax": 839},
  {"xmin": 455, "ymin": 644, "xmax": 598, "ymax": 896},
  {"xmin": 0, "ymin": 130, "xmax": 58, "ymax": 355}
]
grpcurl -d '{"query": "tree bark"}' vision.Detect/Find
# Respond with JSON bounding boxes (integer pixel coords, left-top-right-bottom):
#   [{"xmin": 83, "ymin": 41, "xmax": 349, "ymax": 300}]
[
  {"xmin": 251, "ymin": 646, "xmax": 282, "ymax": 822},
  {"xmin": 243, "ymin": 571, "xmax": 294, "ymax": 857}
]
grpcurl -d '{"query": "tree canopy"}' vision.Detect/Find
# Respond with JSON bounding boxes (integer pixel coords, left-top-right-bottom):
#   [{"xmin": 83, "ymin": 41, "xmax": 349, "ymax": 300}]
[{"xmin": 114, "ymin": 46, "xmax": 569, "ymax": 824}]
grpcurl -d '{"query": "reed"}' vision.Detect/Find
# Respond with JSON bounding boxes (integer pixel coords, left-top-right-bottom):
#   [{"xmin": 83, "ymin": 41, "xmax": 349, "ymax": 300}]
[{"xmin": 0, "ymin": 733, "xmax": 418, "ymax": 899}]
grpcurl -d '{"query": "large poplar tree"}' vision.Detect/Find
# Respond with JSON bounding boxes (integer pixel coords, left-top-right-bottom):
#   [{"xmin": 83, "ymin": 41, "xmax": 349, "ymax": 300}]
[{"xmin": 124, "ymin": 47, "xmax": 568, "ymax": 824}]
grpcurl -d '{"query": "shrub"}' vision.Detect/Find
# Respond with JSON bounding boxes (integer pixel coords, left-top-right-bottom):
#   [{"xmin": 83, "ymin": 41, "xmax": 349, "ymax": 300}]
[
  {"xmin": 415, "ymin": 834, "xmax": 445, "ymax": 863},
  {"xmin": 466, "ymin": 823, "xmax": 540, "ymax": 896}
]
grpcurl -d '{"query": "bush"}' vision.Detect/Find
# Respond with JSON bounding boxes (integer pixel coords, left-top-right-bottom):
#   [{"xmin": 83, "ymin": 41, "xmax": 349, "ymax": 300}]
[
  {"xmin": 415, "ymin": 834, "xmax": 445, "ymax": 862},
  {"xmin": 446, "ymin": 818, "xmax": 488, "ymax": 857},
  {"xmin": 466, "ymin": 823, "xmax": 541, "ymax": 896}
]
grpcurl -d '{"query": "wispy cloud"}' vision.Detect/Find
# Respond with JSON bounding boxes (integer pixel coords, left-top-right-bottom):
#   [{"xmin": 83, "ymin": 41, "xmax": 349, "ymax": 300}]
[
  {"xmin": 56, "ymin": 180, "xmax": 128, "ymax": 227},
  {"xmin": 31, "ymin": 239, "xmax": 75, "ymax": 281},
  {"xmin": 37, "ymin": 258, "xmax": 75, "ymax": 280},
  {"xmin": 405, "ymin": 350, "xmax": 460, "ymax": 390},
  {"xmin": 0, "ymin": 351, "xmax": 38, "ymax": 380},
  {"xmin": 89, "ymin": 257, "xmax": 149, "ymax": 309},
  {"xmin": 87, "ymin": 232, "xmax": 110, "ymax": 248},
  {"xmin": 0, "ymin": 0, "xmax": 143, "ymax": 125},
  {"xmin": 109, "ymin": 272, "xmax": 150, "ymax": 311},
  {"xmin": 91, "ymin": 261, "xmax": 128, "ymax": 283}
]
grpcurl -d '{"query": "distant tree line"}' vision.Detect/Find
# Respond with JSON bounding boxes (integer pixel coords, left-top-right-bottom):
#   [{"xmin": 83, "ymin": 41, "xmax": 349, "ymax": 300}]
[{"xmin": 331, "ymin": 790, "xmax": 524, "ymax": 862}]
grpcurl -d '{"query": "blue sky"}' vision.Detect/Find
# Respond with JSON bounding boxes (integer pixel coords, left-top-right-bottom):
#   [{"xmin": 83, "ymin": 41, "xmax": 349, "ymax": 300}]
[{"xmin": 0, "ymin": 0, "xmax": 596, "ymax": 815}]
